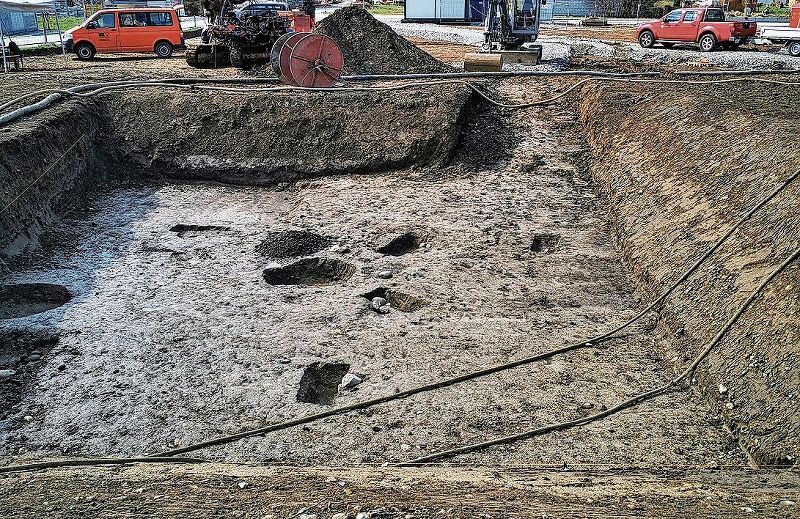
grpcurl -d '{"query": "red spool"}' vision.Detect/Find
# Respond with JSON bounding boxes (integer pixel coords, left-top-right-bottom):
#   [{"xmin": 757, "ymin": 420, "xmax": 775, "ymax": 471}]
[{"xmin": 271, "ymin": 32, "xmax": 344, "ymax": 88}]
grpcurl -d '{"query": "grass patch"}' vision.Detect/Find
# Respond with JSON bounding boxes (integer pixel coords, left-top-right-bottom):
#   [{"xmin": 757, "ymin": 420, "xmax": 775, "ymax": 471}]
[
  {"xmin": 368, "ymin": 4, "xmax": 404, "ymax": 15},
  {"xmin": 38, "ymin": 16, "xmax": 84, "ymax": 32}
]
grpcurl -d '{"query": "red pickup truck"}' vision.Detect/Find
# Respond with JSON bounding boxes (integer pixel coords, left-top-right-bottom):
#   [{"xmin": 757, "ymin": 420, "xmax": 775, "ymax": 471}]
[{"xmin": 637, "ymin": 8, "xmax": 757, "ymax": 51}]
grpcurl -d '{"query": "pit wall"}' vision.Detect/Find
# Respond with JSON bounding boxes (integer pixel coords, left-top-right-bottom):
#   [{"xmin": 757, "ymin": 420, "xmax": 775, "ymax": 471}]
[
  {"xmin": 0, "ymin": 86, "xmax": 472, "ymax": 265},
  {"xmin": 579, "ymin": 85, "xmax": 800, "ymax": 467},
  {"xmin": 0, "ymin": 101, "xmax": 110, "ymax": 271},
  {"xmin": 106, "ymin": 85, "xmax": 472, "ymax": 185}
]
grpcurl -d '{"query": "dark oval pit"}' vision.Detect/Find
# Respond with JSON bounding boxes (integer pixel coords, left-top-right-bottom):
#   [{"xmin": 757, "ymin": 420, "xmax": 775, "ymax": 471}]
[
  {"xmin": 0, "ymin": 283, "xmax": 72, "ymax": 319},
  {"xmin": 263, "ymin": 258, "xmax": 355, "ymax": 286}
]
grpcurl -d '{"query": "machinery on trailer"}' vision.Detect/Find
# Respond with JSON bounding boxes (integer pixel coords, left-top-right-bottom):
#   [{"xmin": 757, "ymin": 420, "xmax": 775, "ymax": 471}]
[{"xmin": 186, "ymin": 0, "xmax": 314, "ymax": 69}]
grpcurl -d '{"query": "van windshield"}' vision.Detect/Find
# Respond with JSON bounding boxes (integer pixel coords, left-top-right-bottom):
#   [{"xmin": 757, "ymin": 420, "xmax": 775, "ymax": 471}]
[{"xmin": 86, "ymin": 13, "xmax": 115, "ymax": 28}]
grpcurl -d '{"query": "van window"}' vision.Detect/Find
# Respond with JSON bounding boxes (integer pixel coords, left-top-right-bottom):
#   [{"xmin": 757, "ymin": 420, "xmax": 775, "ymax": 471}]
[
  {"xmin": 683, "ymin": 11, "xmax": 696, "ymax": 22},
  {"xmin": 149, "ymin": 12, "xmax": 174, "ymax": 26},
  {"xmin": 90, "ymin": 13, "xmax": 115, "ymax": 28},
  {"xmin": 704, "ymin": 8, "xmax": 725, "ymax": 22},
  {"xmin": 664, "ymin": 10, "xmax": 682, "ymax": 22},
  {"xmin": 119, "ymin": 12, "xmax": 148, "ymax": 27}
]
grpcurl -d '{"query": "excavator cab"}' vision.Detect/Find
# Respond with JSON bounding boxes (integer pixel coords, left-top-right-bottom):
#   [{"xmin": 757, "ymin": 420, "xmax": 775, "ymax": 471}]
[{"xmin": 483, "ymin": 0, "xmax": 545, "ymax": 50}]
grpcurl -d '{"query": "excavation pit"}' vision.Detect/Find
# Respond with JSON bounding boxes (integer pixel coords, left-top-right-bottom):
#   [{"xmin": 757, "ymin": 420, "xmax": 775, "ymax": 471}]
[
  {"xmin": 530, "ymin": 233, "xmax": 561, "ymax": 253},
  {"xmin": 169, "ymin": 224, "xmax": 231, "ymax": 237},
  {"xmin": 262, "ymin": 258, "xmax": 356, "ymax": 286},
  {"xmin": 361, "ymin": 287, "xmax": 427, "ymax": 313},
  {"xmin": 0, "ymin": 283, "xmax": 71, "ymax": 319},
  {"xmin": 0, "ymin": 49, "xmax": 799, "ymax": 510},
  {"xmin": 256, "ymin": 230, "xmax": 331, "ymax": 259},
  {"xmin": 376, "ymin": 232, "xmax": 426, "ymax": 256},
  {"xmin": 296, "ymin": 362, "xmax": 351, "ymax": 405}
]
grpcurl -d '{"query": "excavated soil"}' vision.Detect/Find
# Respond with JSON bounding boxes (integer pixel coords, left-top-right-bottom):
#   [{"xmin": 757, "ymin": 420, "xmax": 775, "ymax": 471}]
[
  {"xmin": 577, "ymin": 82, "xmax": 800, "ymax": 467},
  {"xmin": 0, "ymin": 16, "xmax": 799, "ymax": 516},
  {"xmin": 314, "ymin": 7, "xmax": 451, "ymax": 75}
]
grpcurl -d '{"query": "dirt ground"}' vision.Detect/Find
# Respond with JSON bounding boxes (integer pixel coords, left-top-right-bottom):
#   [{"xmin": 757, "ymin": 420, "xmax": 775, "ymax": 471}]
[
  {"xmin": 2, "ymin": 463, "xmax": 799, "ymax": 518},
  {"xmin": 541, "ymin": 25, "xmax": 637, "ymax": 43},
  {"xmin": 1, "ymin": 20, "xmax": 799, "ymax": 516}
]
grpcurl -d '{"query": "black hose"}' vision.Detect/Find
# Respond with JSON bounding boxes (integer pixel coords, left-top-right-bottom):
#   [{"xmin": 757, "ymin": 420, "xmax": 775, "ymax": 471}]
[
  {"xmin": 151, "ymin": 169, "xmax": 799, "ymax": 458},
  {"xmin": 0, "ymin": 456, "xmax": 207, "ymax": 475},
  {"xmin": 401, "ymin": 246, "xmax": 800, "ymax": 466}
]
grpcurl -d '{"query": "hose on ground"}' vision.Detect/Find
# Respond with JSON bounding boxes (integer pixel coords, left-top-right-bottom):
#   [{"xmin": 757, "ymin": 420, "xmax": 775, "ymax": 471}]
[
  {"xmin": 149, "ymin": 168, "xmax": 799, "ymax": 458},
  {"xmin": 2, "ymin": 74, "xmax": 800, "ymax": 126},
  {"xmin": 0, "ymin": 457, "xmax": 207, "ymax": 474},
  {"xmin": 401, "ymin": 245, "xmax": 800, "ymax": 466},
  {"xmin": 0, "ymin": 70, "xmax": 656, "ymax": 117}
]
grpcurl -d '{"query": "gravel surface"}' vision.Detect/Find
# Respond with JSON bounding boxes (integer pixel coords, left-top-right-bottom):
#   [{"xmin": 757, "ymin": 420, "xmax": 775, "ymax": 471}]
[{"xmin": 386, "ymin": 18, "xmax": 800, "ymax": 71}]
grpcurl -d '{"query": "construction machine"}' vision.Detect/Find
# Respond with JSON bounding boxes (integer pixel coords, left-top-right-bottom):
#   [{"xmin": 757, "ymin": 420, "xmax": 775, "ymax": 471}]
[
  {"xmin": 482, "ymin": 0, "xmax": 546, "ymax": 50},
  {"xmin": 186, "ymin": 0, "xmax": 315, "ymax": 69},
  {"xmin": 464, "ymin": 0, "xmax": 545, "ymax": 71}
]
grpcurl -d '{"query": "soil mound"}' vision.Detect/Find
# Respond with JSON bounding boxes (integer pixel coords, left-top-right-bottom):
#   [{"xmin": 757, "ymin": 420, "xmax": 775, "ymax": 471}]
[{"xmin": 314, "ymin": 7, "xmax": 450, "ymax": 75}]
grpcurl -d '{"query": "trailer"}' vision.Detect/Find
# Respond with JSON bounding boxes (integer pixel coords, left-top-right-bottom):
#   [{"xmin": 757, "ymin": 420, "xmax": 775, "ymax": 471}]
[{"xmin": 759, "ymin": 4, "xmax": 800, "ymax": 56}]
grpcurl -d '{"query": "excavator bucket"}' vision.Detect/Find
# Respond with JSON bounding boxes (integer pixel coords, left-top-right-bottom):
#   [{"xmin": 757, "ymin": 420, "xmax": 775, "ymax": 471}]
[{"xmin": 464, "ymin": 52, "xmax": 503, "ymax": 72}]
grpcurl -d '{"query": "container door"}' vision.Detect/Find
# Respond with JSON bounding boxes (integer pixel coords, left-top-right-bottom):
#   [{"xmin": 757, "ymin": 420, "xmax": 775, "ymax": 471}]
[{"xmin": 406, "ymin": 0, "xmax": 436, "ymax": 19}]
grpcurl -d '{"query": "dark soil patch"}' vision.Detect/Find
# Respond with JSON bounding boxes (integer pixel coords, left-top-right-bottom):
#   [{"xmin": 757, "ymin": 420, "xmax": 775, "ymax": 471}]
[
  {"xmin": 256, "ymin": 230, "xmax": 331, "ymax": 259},
  {"xmin": 0, "ymin": 330, "xmax": 59, "ymax": 418},
  {"xmin": 263, "ymin": 258, "xmax": 355, "ymax": 286},
  {"xmin": 169, "ymin": 224, "xmax": 231, "ymax": 237},
  {"xmin": 296, "ymin": 362, "xmax": 351, "ymax": 405},
  {"xmin": 361, "ymin": 287, "xmax": 427, "ymax": 312},
  {"xmin": 0, "ymin": 283, "xmax": 71, "ymax": 319},
  {"xmin": 313, "ymin": 6, "xmax": 451, "ymax": 75},
  {"xmin": 376, "ymin": 232, "xmax": 426, "ymax": 256},
  {"xmin": 530, "ymin": 233, "xmax": 561, "ymax": 253}
]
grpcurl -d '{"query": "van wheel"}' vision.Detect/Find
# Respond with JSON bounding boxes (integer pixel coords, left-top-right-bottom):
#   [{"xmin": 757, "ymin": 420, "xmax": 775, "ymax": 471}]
[
  {"xmin": 155, "ymin": 41, "xmax": 174, "ymax": 58},
  {"xmin": 789, "ymin": 41, "xmax": 800, "ymax": 57},
  {"xmin": 74, "ymin": 43, "xmax": 95, "ymax": 60},
  {"xmin": 699, "ymin": 33, "xmax": 717, "ymax": 52},
  {"xmin": 638, "ymin": 30, "xmax": 655, "ymax": 49}
]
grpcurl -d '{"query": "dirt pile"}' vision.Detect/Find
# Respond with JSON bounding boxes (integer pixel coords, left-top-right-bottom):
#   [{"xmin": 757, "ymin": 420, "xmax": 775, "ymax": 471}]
[
  {"xmin": 579, "ymin": 82, "xmax": 800, "ymax": 467},
  {"xmin": 314, "ymin": 7, "xmax": 451, "ymax": 75}
]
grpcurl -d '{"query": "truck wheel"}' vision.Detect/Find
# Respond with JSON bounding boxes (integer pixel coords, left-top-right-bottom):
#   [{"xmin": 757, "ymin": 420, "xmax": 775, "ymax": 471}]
[
  {"xmin": 74, "ymin": 42, "xmax": 95, "ymax": 60},
  {"xmin": 638, "ymin": 30, "xmax": 655, "ymax": 49},
  {"xmin": 155, "ymin": 41, "xmax": 173, "ymax": 58},
  {"xmin": 789, "ymin": 41, "xmax": 800, "ymax": 57},
  {"xmin": 699, "ymin": 33, "xmax": 717, "ymax": 52}
]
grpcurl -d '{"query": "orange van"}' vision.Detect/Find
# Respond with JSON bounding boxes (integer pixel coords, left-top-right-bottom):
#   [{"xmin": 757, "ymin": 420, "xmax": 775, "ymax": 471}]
[{"xmin": 65, "ymin": 7, "xmax": 184, "ymax": 60}]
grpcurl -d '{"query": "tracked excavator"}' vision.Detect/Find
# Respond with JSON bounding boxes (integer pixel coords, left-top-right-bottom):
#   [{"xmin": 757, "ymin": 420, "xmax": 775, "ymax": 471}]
[
  {"xmin": 186, "ymin": 0, "xmax": 315, "ymax": 69},
  {"xmin": 482, "ymin": 0, "xmax": 546, "ymax": 50},
  {"xmin": 464, "ymin": 0, "xmax": 545, "ymax": 71}
]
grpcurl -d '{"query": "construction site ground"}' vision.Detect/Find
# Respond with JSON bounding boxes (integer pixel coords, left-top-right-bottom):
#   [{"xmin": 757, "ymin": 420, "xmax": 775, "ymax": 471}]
[{"xmin": 1, "ymin": 16, "xmax": 799, "ymax": 519}]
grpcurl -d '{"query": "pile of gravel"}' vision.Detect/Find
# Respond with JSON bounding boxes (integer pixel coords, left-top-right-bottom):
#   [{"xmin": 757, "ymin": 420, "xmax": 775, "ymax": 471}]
[{"xmin": 314, "ymin": 6, "xmax": 451, "ymax": 75}]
